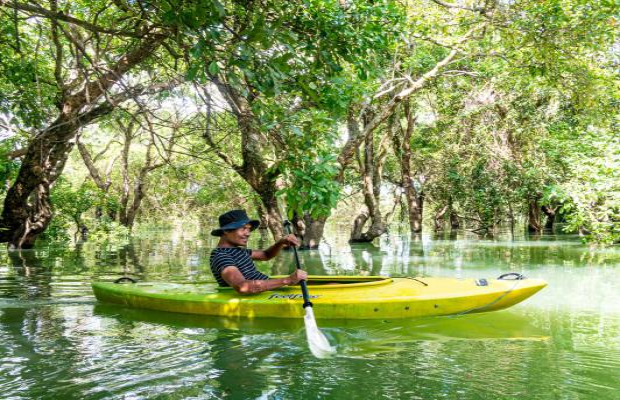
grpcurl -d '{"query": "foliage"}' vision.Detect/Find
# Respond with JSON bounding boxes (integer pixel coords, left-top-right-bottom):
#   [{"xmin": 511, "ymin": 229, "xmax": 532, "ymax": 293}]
[
  {"xmin": 1, "ymin": 0, "xmax": 617, "ymax": 244},
  {"xmin": 272, "ymin": 110, "xmax": 340, "ymax": 219},
  {"xmin": 550, "ymin": 131, "xmax": 619, "ymax": 244},
  {"xmin": 0, "ymin": 135, "xmax": 22, "ymax": 197},
  {"xmin": 155, "ymin": 162, "xmax": 252, "ymax": 220},
  {"xmin": 44, "ymin": 178, "xmax": 129, "ymax": 243},
  {"xmin": 39, "ymin": 214, "xmax": 72, "ymax": 243},
  {"xmin": 186, "ymin": 0, "xmax": 403, "ymax": 109},
  {"xmin": 88, "ymin": 219, "xmax": 130, "ymax": 245},
  {"xmin": 251, "ymin": 100, "xmax": 342, "ymax": 222},
  {"xmin": 50, "ymin": 179, "xmax": 102, "ymax": 232},
  {"xmin": 0, "ymin": 15, "xmax": 57, "ymax": 128}
]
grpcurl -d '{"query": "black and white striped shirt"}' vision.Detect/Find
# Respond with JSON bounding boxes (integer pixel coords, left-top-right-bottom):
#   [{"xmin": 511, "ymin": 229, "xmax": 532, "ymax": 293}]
[{"xmin": 210, "ymin": 247, "xmax": 269, "ymax": 287}]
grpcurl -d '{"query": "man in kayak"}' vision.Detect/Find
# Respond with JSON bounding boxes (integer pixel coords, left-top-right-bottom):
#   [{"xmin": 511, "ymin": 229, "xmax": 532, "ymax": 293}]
[{"xmin": 210, "ymin": 209, "xmax": 308, "ymax": 294}]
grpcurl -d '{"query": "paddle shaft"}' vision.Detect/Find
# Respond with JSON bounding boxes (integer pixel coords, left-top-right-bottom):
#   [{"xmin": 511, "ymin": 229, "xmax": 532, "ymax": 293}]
[{"xmin": 285, "ymin": 223, "xmax": 312, "ymax": 308}]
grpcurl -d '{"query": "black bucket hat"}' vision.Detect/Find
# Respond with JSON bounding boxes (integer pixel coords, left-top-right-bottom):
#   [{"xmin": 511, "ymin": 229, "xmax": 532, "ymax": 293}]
[{"xmin": 211, "ymin": 209, "xmax": 260, "ymax": 237}]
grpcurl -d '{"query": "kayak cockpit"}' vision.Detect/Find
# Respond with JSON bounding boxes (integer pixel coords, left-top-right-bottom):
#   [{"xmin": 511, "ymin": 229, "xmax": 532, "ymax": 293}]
[
  {"xmin": 216, "ymin": 275, "xmax": 392, "ymax": 291},
  {"xmin": 303, "ymin": 275, "xmax": 392, "ymax": 288}
]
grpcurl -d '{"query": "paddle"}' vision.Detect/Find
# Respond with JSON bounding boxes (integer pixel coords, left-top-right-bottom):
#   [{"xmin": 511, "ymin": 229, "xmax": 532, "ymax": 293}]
[{"xmin": 284, "ymin": 221, "xmax": 335, "ymax": 358}]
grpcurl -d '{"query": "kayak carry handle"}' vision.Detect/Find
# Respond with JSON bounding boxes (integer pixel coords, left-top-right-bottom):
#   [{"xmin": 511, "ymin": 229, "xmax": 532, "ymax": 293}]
[
  {"xmin": 114, "ymin": 276, "xmax": 137, "ymax": 284},
  {"xmin": 497, "ymin": 273, "xmax": 526, "ymax": 280}
]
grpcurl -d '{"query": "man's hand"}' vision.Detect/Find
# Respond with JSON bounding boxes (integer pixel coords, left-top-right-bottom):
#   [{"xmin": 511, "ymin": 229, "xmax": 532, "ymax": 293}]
[
  {"xmin": 286, "ymin": 269, "xmax": 308, "ymax": 285},
  {"xmin": 279, "ymin": 234, "xmax": 300, "ymax": 248}
]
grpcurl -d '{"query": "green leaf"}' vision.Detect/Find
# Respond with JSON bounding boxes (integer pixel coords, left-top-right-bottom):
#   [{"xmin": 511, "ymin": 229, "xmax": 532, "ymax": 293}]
[
  {"xmin": 186, "ymin": 64, "xmax": 201, "ymax": 81},
  {"xmin": 208, "ymin": 61, "xmax": 220, "ymax": 76}
]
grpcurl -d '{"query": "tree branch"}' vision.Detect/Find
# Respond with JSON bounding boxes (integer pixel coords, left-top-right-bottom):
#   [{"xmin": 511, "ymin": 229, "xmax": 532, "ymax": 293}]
[
  {"xmin": 48, "ymin": 0, "xmax": 64, "ymax": 96},
  {"xmin": 2, "ymin": 1, "xmax": 148, "ymax": 38},
  {"xmin": 76, "ymin": 137, "xmax": 107, "ymax": 189},
  {"xmin": 75, "ymin": 80, "xmax": 178, "ymax": 126},
  {"xmin": 429, "ymin": 0, "xmax": 488, "ymax": 13},
  {"xmin": 7, "ymin": 148, "xmax": 28, "ymax": 159},
  {"xmin": 193, "ymin": 83, "xmax": 242, "ymax": 169},
  {"xmin": 337, "ymin": 26, "xmax": 481, "ymax": 182}
]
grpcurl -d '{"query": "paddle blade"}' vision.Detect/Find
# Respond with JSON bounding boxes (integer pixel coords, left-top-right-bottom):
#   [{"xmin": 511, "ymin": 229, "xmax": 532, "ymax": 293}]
[{"xmin": 303, "ymin": 307, "xmax": 336, "ymax": 358}]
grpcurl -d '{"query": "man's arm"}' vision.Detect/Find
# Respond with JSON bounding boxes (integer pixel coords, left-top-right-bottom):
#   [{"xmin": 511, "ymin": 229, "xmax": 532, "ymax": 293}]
[
  {"xmin": 221, "ymin": 266, "xmax": 307, "ymax": 295},
  {"xmin": 251, "ymin": 234, "xmax": 300, "ymax": 261}
]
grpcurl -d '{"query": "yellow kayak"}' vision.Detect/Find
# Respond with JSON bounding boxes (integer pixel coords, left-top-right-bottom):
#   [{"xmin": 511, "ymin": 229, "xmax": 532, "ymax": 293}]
[{"xmin": 91, "ymin": 274, "xmax": 546, "ymax": 320}]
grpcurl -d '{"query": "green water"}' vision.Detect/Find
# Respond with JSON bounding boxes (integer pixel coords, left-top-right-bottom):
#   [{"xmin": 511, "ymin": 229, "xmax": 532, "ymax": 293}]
[{"xmin": 1, "ymin": 225, "xmax": 619, "ymax": 399}]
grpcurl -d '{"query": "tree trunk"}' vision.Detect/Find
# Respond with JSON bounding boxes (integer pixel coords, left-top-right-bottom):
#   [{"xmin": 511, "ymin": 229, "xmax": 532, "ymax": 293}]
[
  {"xmin": 119, "ymin": 127, "xmax": 132, "ymax": 226},
  {"xmin": 434, "ymin": 205, "xmax": 448, "ymax": 231},
  {"xmin": 77, "ymin": 137, "xmax": 116, "ymax": 220},
  {"xmin": 541, "ymin": 205, "xmax": 556, "ymax": 231},
  {"xmin": 123, "ymin": 179, "xmax": 146, "ymax": 229},
  {"xmin": 209, "ymin": 80, "xmax": 284, "ymax": 241},
  {"xmin": 117, "ymin": 118, "xmax": 168, "ymax": 230},
  {"xmin": 290, "ymin": 212, "xmax": 305, "ymax": 238},
  {"xmin": 77, "ymin": 139, "xmax": 112, "ymax": 192},
  {"xmin": 350, "ymin": 211, "xmax": 370, "ymax": 242},
  {"xmin": 507, "ymin": 201, "xmax": 515, "ymax": 235},
  {"xmin": 450, "ymin": 208, "xmax": 460, "ymax": 230},
  {"xmin": 240, "ymin": 120, "xmax": 284, "ymax": 240},
  {"xmin": 394, "ymin": 102, "xmax": 424, "ymax": 233},
  {"xmin": 257, "ymin": 189, "xmax": 284, "ymax": 240},
  {"xmin": 0, "ymin": 118, "xmax": 76, "ymax": 248},
  {"xmin": 253, "ymin": 197, "xmax": 270, "ymax": 244},
  {"xmin": 349, "ymin": 125, "xmax": 389, "ymax": 243},
  {"xmin": 0, "ymin": 36, "xmax": 164, "ymax": 248},
  {"xmin": 528, "ymin": 199, "xmax": 543, "ymax": 233},
  {"xmin": 301, "ymin": 214, "xmax": 327, "ymax": 249},
  {"xmin": 407, "ymin": 190, "xmax": 424, "ymax": 233}
]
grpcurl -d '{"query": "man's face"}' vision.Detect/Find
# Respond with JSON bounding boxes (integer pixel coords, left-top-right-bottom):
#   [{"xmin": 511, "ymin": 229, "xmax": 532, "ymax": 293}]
[{"xmin": 222, "ymin": 224, "xmax": 252, "ymax": 247}]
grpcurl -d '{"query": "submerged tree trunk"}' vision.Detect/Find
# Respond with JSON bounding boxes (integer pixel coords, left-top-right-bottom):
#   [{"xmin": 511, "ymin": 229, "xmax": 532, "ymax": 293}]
[
  {"xmin": 393, "ymin": 102, "xmax": 424, "ymax": 233},
  {"xmin": 119, "ymin": 122, "xmax": 133, "ymax": 227},
  {"xmin": 450, "ymin": 208, "xmax": 460, "ymax": 230},
  {"xmin": 253, "ymin": 197, "xmax": 270, "ymax": 245},
  {"xmin": 407, "ymin": 189, "xmax": 424, "ymax": 233},
  {"xmin": 434, "ymin": 205, "xmax": 448, "ymax": 231},
  {"xmin": 257, "ymin": 189, "xmax": 284, "ymax": 240},
  {"xmin": 121, "ymin": 178, "xmax": 146, "ymax": 229},
  {"xmin": 0, "ymin": 124, "xmax": 74, "ymax": 248},
  {"xmin": 433, "ymin": 202, "xmax": 459, "ymax": 232},
  {"xmin": 349, "ymin": 118, "xmax": 391, "ymax": 243},
  {"xmin": 239, "ymin": 114, "xmax": 283, "ymax": 239},
  {"xmin": 541, "ymin": 205, "xmax": 557, "ymax": 231},
  {"xmin": 350, "ymin": 212, "xmax": 371, "ymax": 242},
  {"xmin": 301, "ymin": 214, "xmax": 327, "ymax": 249},
  {"xmin": 528, "ymin": 198, "xmax": 543, "ymax": 233}
]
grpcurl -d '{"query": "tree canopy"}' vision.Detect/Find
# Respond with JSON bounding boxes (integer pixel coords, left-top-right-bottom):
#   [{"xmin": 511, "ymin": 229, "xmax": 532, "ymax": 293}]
[{"xmin": 0, "ymin": 0, "xmax": 618, "ymax": 247}]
